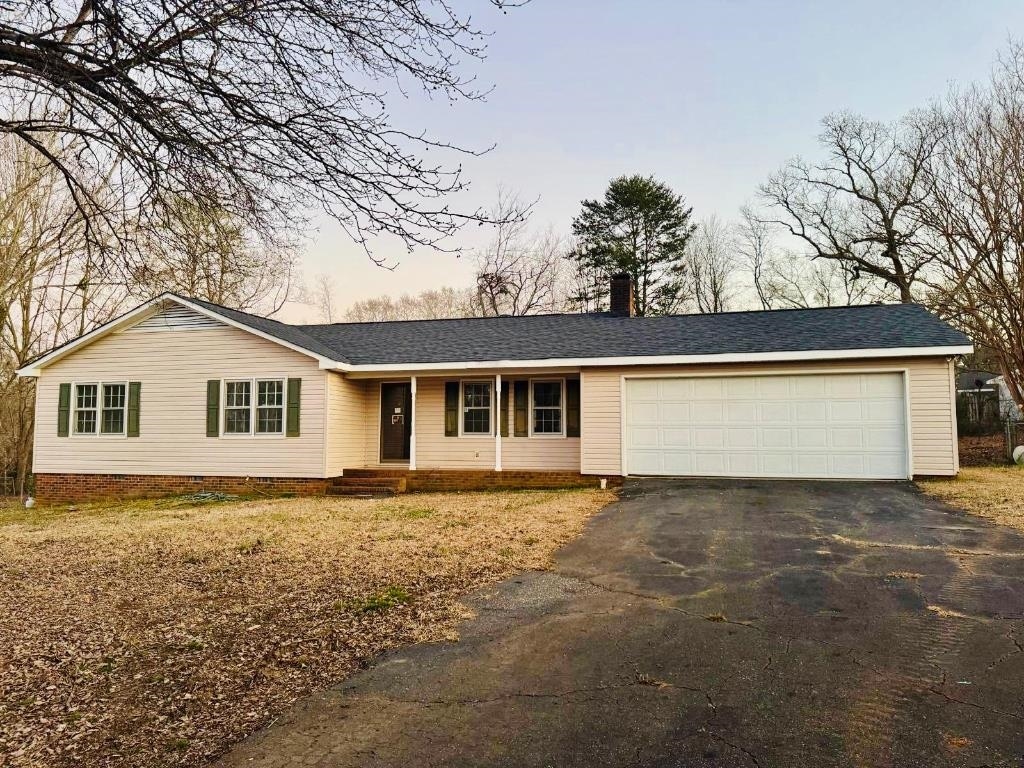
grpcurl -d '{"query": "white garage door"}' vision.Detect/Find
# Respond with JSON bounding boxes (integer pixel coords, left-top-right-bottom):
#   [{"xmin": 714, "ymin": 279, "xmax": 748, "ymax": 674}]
[{"xmin": 624, "ymin": 373, "xmax": 908, "ymax": 480}]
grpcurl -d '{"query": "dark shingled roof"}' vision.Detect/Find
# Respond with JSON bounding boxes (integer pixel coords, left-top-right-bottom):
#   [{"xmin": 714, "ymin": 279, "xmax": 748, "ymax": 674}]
[{"xmin": 185, "ymin": 298, "xmax": 970, "ymax": 366}]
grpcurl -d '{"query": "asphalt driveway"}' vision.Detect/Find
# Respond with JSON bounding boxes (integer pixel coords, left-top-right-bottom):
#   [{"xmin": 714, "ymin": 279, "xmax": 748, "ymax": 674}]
[{"xmin": 218, "ymin": 480, "xmax": 1024, "ymax": 768}]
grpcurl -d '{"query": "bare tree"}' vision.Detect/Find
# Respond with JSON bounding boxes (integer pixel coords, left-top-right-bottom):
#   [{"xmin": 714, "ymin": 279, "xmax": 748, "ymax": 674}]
[
  {"xmin": 344, "ymin": 286, "xmax": 478, "ymax": 322},
  {"xmin": 133, "ymin": 196, "xmax": 296, "ymax": 314},
  {"xmin": 736, "ymin": 206, "xmax": 775, "ymax": 310},
  {"xmin": 689, "ymin": 215, "xmax": 736, "ymax": 313},
  {"xmin": 0, "ymin": 1, "xmax": 524, "ymax": 265},
  {"xmin": 309, "ymin": 273, "xmax": 339, "ymax": 323},
  {"xmin": 760, "ymin": 111, "xmax": 942, "ymax": 303},
  {"xmin": 921, "ymin": 42, "xmax": 1024, "ymax": 412},
  {"xmin": 473, "ymin": 191, "xmax": 567, "ymax": 316},
  {"xmin": 757, "ymin": 251, "xmax": 885, "ymax": 309},
  {"xmin": 0, "ymin": 135, "xmax": 130, "ymax": 495}
]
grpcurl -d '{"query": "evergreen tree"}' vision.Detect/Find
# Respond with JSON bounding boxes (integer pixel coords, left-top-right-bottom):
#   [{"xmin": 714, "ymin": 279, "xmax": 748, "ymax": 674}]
[{"xmin": 568, "ymin": 175, "xmax": 695, "ymax": 315}]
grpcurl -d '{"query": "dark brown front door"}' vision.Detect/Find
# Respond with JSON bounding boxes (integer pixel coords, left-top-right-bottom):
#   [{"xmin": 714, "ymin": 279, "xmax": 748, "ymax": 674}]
[{"xmin": 380, "ymin": 383, "xmax": 412, "ymax": 462}]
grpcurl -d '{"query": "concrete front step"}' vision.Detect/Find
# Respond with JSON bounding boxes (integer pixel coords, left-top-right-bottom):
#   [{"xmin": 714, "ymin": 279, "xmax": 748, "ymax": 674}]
[
  {"xmin": 326, "ymin": 485, "xmax": 399, "ymax": 497},
  {"xmin": 330, "ymin": 475, "xmax": 407, "ymax": 494}
]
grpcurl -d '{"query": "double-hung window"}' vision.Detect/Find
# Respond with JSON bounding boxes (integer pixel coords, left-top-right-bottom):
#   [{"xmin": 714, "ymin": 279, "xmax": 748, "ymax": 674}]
[
  {"xmin": 74, "ymin": 384, "xmax": 98, "ymax": 434},
  {"xmin": 531, "ymin": 380, "xmax": 564, "ymax": 436},
  {"xmin": 256, "ymin": 380, "xmax": 284, "ymax": 434},
  {"xmin": 224, "ymin": 381, "xmax": 252, "ymax": 434},
  {"xmin": 223, "ymin": 379, "xmax": 285, "ymax": 435},
  {"xmin": 462, "ymin": 381, "xmax": 492, "ymax": 435},
  {"xmin": 101, "ymin": 383, "xmax": 127, "ymax": 434}
]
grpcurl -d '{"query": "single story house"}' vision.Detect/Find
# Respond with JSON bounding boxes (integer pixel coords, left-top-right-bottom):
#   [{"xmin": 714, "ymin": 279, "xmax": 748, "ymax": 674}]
[
  {"xmin": 956, "ymin": 369, "xmax": 1022, "ymax": 422},
  {"xmin": 17, "ymin": 275, "xmax": 972, "ymax": 501}
]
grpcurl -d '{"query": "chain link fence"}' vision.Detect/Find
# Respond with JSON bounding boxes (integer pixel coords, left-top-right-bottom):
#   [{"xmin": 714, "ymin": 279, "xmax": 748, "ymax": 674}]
[{"xmin": 1006, "ymin": 420, "xmax": 1024, "ymax": 464}]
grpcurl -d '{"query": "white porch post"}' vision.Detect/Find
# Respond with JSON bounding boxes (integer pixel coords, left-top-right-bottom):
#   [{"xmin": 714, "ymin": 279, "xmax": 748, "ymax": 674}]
[
  {"xmin": 409, "ymin": 376, "xmax": 417, "ymax": 470},
  {"xmin": 494, "ymin": 374, "xmax": 502, "ymax": 471}
]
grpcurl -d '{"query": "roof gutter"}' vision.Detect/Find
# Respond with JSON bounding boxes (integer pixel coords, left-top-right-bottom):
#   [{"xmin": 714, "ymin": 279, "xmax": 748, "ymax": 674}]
[{"xmin": 330, "ymin": 344, "xmax": 974, "ymax": 375}]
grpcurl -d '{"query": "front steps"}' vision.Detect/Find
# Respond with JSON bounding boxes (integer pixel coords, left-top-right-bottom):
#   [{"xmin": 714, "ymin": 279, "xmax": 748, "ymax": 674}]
[{"xmin": 327, "ymin": 473, "xmax": 407, "ymax": 496}]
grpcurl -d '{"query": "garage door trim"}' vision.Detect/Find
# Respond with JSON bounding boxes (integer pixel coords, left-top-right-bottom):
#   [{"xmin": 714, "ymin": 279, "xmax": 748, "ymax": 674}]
[{"xmin": 619, "ymin": 369, "xmax": 913, "ymax": 480}]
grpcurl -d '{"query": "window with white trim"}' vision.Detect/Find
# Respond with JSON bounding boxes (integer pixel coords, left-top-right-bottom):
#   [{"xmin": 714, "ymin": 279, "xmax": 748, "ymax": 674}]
[
  {"xmin": 224, "ymin": 380, "xmax": 252, "ymax": 434},
  {"xmin": 101, "ymin": 383, "xmax": 127, "ymax": 434},
  {"xmin": 256, "ymin": 380, "xmax": 284, "ymax": 434},
  {"xmin": 531, "ymin": 380, "xmax": 564, "ymax": 435},
  {"xmin": 74, "ymin": 384, "xmax": 98, "ymax": 434},
  {"xmin": 462, "ymin": 381, "xmax": 492, "ymax": 435},
  {"xmin": 223, "ymin": 378, "xmax": 286, "ymax": 435}
]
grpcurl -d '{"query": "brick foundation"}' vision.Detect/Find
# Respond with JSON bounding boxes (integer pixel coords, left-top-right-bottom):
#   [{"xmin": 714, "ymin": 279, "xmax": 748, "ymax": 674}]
[
  {"xmin": 341, "ymin": 468, "xmax": 623, "ymax": 493},
  {"xmin": 34, "ymin": 473, "xmax": 329, "ymax": 504}
]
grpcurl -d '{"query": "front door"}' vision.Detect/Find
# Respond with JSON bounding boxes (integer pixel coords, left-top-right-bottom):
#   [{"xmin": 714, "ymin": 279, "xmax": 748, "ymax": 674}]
[{"xmin": 380, "ymin": 383, "xmax": 412, "ymax": 462}]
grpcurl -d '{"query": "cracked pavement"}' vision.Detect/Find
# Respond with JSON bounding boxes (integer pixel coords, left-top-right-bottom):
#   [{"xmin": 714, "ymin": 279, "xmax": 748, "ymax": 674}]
[{"xmin": 216, "ymin": 479, "xmax": 1024, "ymax": 767}]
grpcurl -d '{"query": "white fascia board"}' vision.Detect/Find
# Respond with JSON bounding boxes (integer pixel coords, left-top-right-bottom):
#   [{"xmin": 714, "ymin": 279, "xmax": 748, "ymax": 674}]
[
  {"xmin": 332, "ymin": 344, "xmax": 974, "ymax": 374},
  {"xmin": 16, "ymin": 293, "xmax": 333, "ymax": 377}
]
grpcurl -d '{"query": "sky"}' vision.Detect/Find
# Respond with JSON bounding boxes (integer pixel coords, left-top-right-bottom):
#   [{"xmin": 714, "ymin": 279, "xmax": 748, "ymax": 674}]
[{"xmin": 291, "ymin": 0, "xmax": 1024, "ymax": 321}]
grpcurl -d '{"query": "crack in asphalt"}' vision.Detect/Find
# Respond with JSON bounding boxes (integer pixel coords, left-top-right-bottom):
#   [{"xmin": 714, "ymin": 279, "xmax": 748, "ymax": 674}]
[
  {"xmin": 927, "ymin": 687, "xmax": 1023, "ymax": 721},
  {"xmin": 371, "ymin": 676, "xmax": 718, "ymax": 710}
]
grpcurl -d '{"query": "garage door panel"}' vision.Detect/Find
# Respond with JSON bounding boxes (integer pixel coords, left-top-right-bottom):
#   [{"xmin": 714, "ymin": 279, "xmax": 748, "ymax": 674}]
[
  {"xmin": 629, "ymin": 451, "xmax": 665, "ymax": 474},
  {"xmin": 795, "ymin": 454, "xmax": 830, "ymax": 475},
  {"xmin": 832, "ymin": 428, "xmax": 865, "ymax": 449},
  {"xmin": 796, "ymin": 428, "xmax": 828, "ymax": 448},
  {"xmin": 663, "ymin": 428, "xmax": 691, "ymax": 448},
  {"xmin": 759, "ymin": 377, "xmax": 792, "ymax": 397},
  {"xmin": 793, "ymin": 377, "xmax": 826, "ymax": 397},
  {"xmin": 760, "ymin": 402, "xmax": 792, "ymax": 423},
  {"xmin": 660, "ymin": 379, "xmax": 694, "ymax": 398},
  {"xmin": 694, "ymin": 428, "xmax": 725, "ymax": 448},
  {"xmin": 695, "ymin": 453, "xmax": 727, "ymax": 474},
  {"xmin": 624, "ymin": 373, "xmax": 907, "ymax": 480},
  {"xmin": 867, "ymin": 400, "xmax": 904, "ymax": 421},
  {"xmin": 728, "ymin": 427, "xmax": 758, "ymax": 446},
  {"xmin": 726, "ymin": 378, "xmax": 758, "ymax": 397},
  {"xmin": 629, "ymin": 427, "xmax": 660, "ymax": 449},
  {"xmin": 829, "ymin": 401, "xmax": 864, "ymax": 422},
  {"xmin": 662, "ymin": 402, "xmax": 691, "ymax": 422},
  {"xmin": 725, "ymin": 401, "xmax": 757, "ymax": 422},
  {"xmin": 730, "ymin": 453, "xmax": 758, "ymax": 474}
]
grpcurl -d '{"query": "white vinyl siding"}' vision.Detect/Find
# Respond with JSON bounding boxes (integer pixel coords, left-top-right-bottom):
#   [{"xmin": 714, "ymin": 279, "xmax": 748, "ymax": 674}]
[
  {"xmin": 34, "ymin": 324, "xmax": 326, "ymax": 477},
  {"xmin": 581, "ymin": 357, "xmax": 958, "ymax": 478}
]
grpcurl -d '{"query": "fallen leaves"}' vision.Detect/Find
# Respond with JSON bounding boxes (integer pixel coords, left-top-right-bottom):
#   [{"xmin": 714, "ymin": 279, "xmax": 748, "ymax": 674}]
[{"xmin": 0, "ymin": 488, "xmax": 613, "ymax": 767}]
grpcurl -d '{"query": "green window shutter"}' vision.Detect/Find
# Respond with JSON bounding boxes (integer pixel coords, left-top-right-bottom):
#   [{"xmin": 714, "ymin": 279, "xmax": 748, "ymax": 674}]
[
  {"xmin": 513, "ymin": 380, "xmax": 528, "ymax": 437},
  {"xmin": 127, "ymin": 382, "xmax": 142, "ymax": 437},
  {"xmin": 57, "ymin": 383, "xmax": 71, "ymax": 437},
  {"xmin": 444, "ymin": 381, "xmax": 459, "ymax": 436},
  {"xmin": 286, "ymin": 378, "xmax": 302, "ymax": 437},
  {"xmin": 566, "ymin": 378, "xmax": 581, "ymax": 438},
  {"xmin": 500, "ymin": 383, "xmax": 510, "ymax": 437},
  {"xmin": 206, "ymin": 380, "xmax": 220, "ymax": 437}
]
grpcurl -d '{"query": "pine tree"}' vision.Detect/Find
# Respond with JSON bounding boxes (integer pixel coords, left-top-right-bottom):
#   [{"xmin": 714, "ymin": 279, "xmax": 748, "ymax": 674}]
[{"xmin": 568, "ymin": 175, "xmax": 695, "ymax": 316}]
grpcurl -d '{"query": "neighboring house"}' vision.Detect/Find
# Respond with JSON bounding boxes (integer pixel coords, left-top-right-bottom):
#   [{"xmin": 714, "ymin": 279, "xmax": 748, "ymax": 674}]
[
  {"xmin": 956, "ymin": 369, "xmax": 1022, "ymax": 422},
  {"xmin": 17, "ymin": 275, "xmax": 972, "ymax": 502}
]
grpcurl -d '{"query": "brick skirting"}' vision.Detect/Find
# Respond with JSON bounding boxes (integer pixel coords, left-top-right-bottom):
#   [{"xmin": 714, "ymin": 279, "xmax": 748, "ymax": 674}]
[
  {"xmin": 34, "ymin": 473, "xmax": 329, "ymax": 503},
  {"xmin": 341, "ymin": 468, "xmax": 622, "ymax": 493}
]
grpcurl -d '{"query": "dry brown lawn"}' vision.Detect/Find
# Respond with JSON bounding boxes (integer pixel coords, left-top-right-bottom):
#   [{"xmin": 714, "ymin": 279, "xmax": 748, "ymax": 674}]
[
  {"xmin": 0, "ymin": 488, "xmax": 614, "ymax": 767},
  {"xmin": 919, "ymin": 466, "xmax": 1024, "ymax": 530}
]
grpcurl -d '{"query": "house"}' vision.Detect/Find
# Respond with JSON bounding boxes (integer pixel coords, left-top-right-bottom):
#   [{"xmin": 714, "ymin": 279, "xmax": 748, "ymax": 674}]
[
  {"xmin": 956, "ymin": 369, "xmax": 1022, "ymax": 422},
  {"xmin": 17, "ymin": 275, "xmax": 972, "ymax": 502}
]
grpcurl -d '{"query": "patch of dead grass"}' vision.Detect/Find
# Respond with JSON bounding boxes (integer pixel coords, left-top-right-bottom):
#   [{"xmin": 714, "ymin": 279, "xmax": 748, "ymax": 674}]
[
  {"xmin": 0, "ymin": 488, "xmax": 614, "ymax": 767},
  {"xmin": 919, "ymin": 466, "xmax": 1024, "ymax": 531}
]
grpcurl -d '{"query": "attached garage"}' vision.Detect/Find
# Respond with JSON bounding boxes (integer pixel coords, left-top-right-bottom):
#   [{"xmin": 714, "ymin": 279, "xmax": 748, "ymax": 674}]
[{"xmin": 624, "ymin": 372, "xmax": 909, "ymax": 480}]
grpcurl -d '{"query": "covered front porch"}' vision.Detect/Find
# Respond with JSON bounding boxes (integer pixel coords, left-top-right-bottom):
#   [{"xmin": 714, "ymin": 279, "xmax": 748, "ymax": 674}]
[{"xmin": 325, "ymin": 370, "xmax": 586, "ymax": 486}]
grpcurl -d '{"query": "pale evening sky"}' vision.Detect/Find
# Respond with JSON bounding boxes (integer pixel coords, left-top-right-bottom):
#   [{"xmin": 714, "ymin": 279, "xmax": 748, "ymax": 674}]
[{"xmin": 290, "ymin": 0, "xmax": 1024, "ymax": 321}]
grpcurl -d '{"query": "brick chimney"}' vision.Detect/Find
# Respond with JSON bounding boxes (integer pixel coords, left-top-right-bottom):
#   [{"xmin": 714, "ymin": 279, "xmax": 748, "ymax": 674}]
[{"xmin": 609, "ymin": 272, "xmax": 635, "ymax": 317}]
